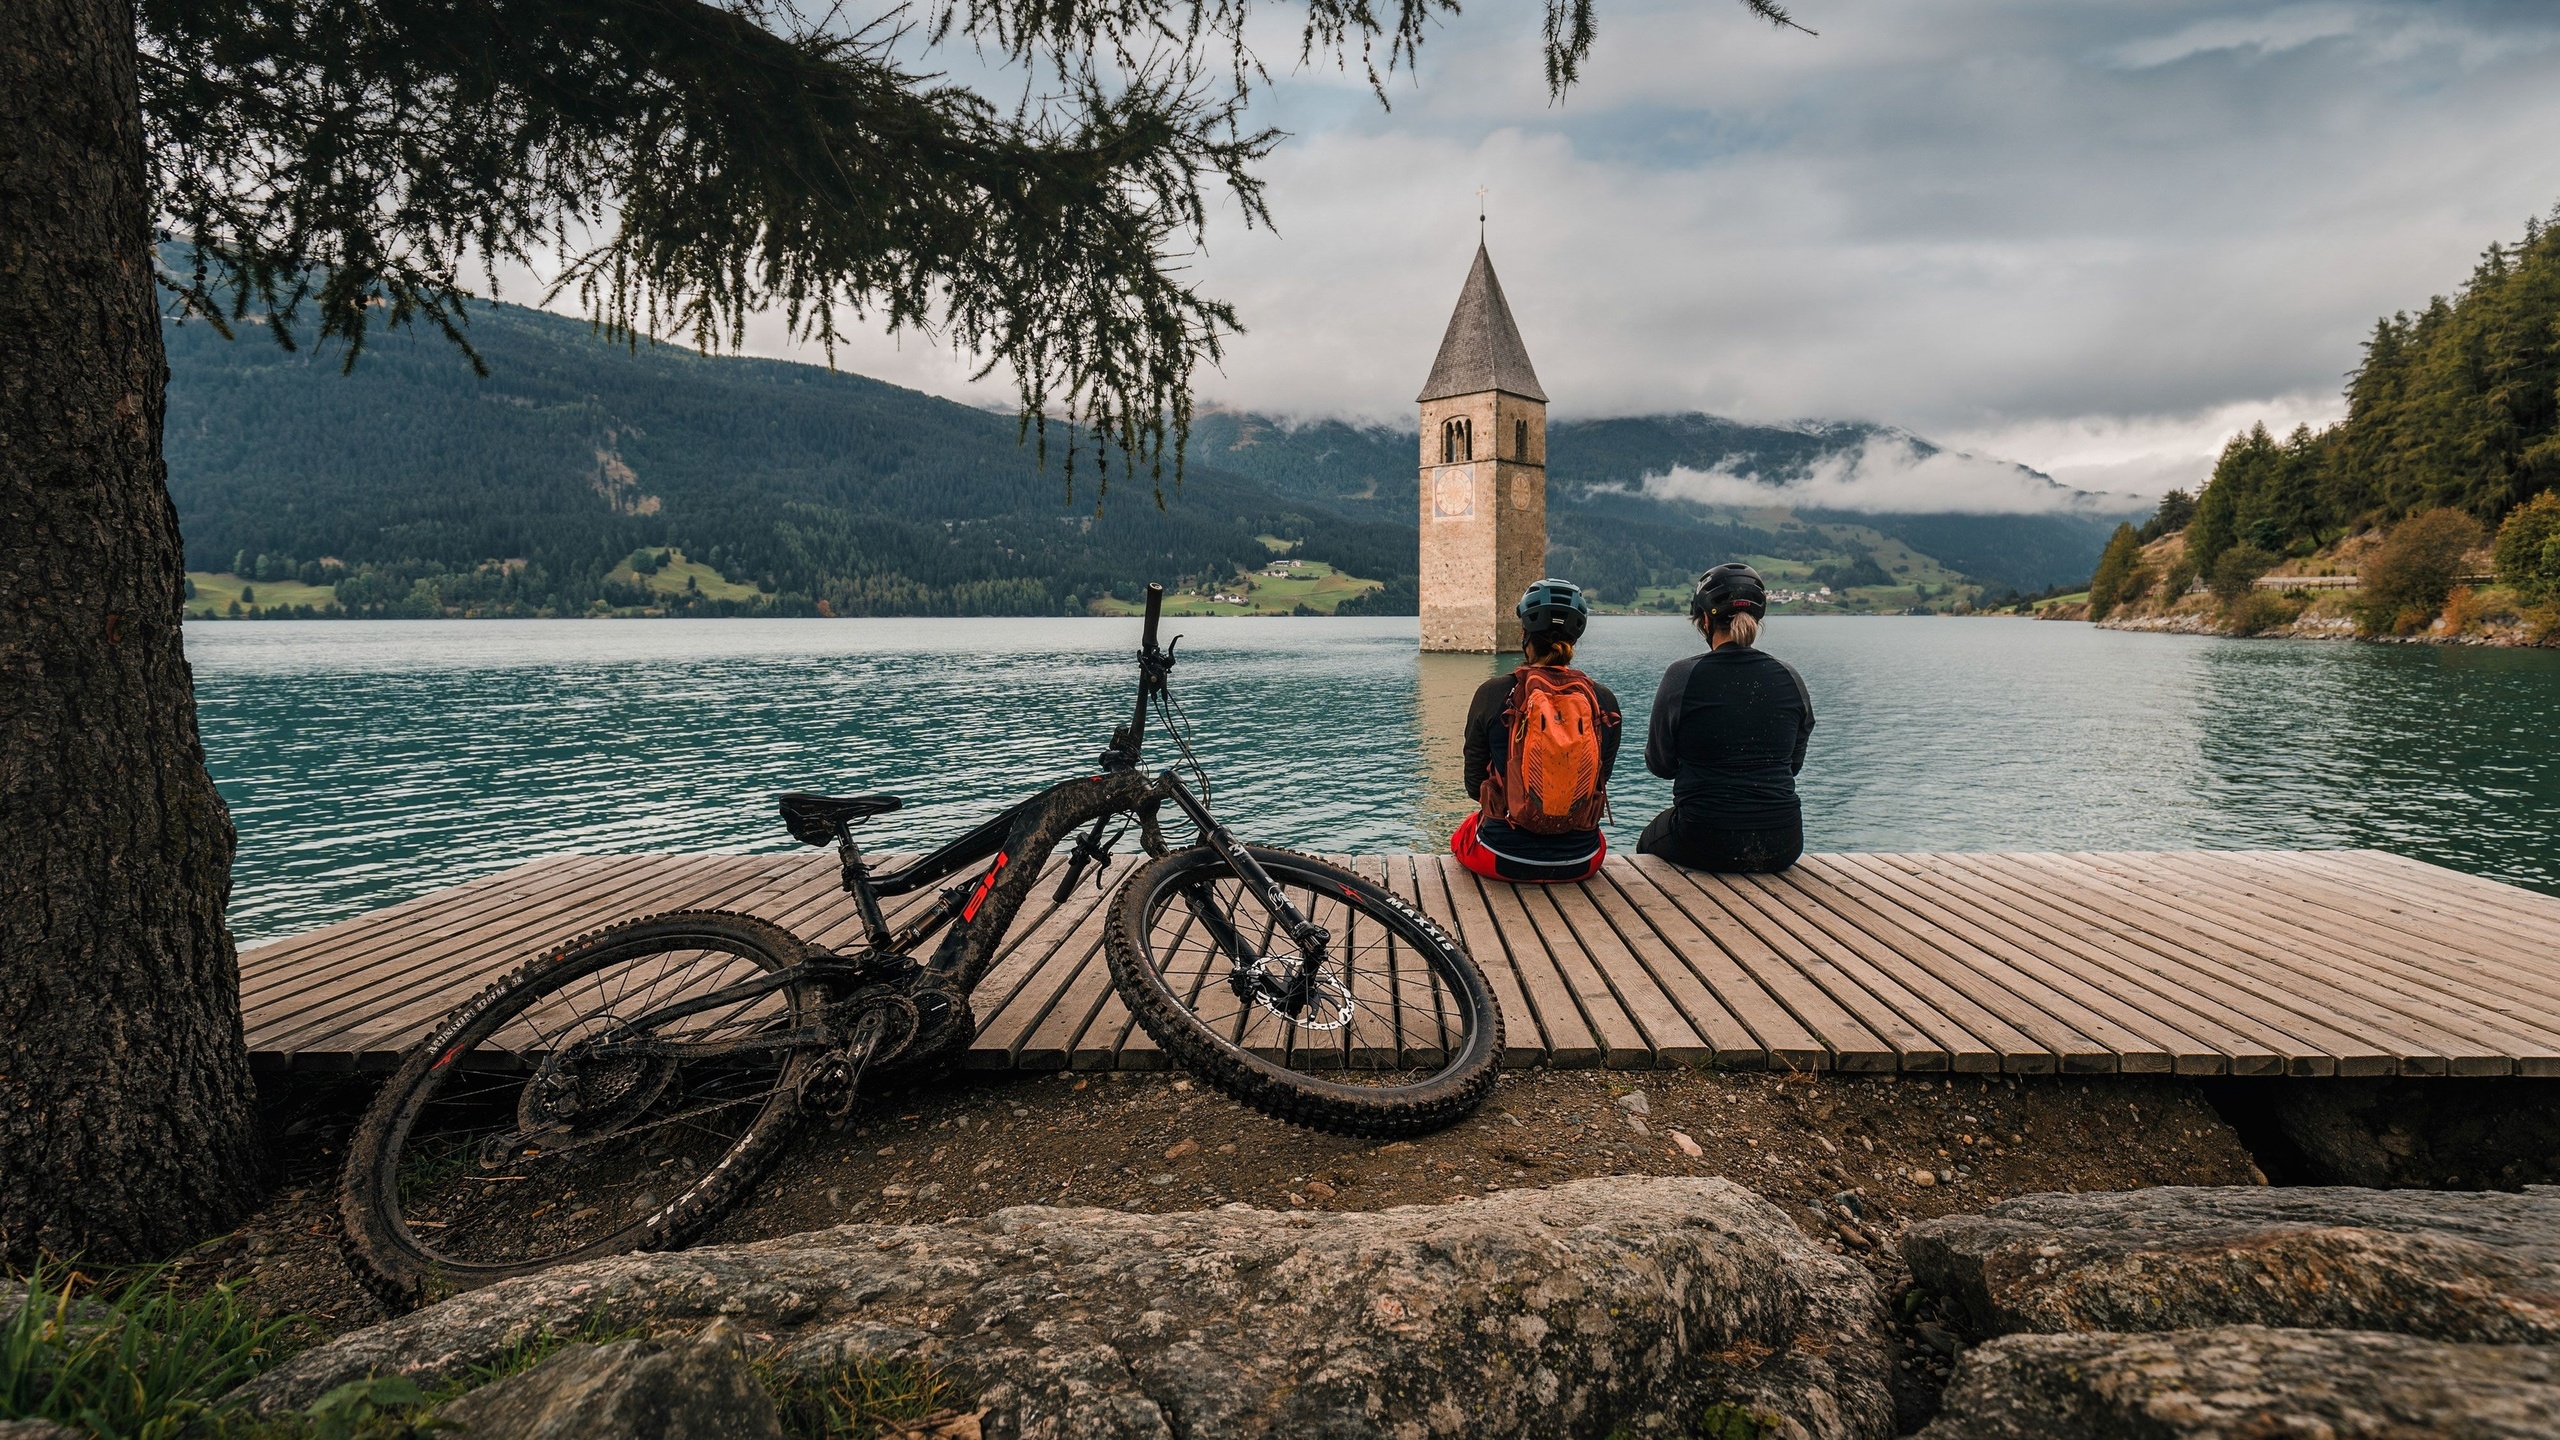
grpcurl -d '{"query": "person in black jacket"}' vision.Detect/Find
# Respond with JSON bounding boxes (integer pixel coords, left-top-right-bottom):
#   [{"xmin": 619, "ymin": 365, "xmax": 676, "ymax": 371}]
[
  {"xmin": 1639, "ymin": 562, "xmax": 1814, "ymax": 872},
  {"xmin": 1452, "ymin": 579, "xmax": 1624, "ymax": 884}
]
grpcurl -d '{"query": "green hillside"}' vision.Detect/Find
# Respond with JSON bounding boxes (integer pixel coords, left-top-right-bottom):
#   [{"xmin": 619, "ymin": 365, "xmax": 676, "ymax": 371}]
[
  {"xmin": 165, "ymin": 302, "xmax": 1412, "ymax": 617},
  {"xmin": 167, "ymin": 293, "xmax": 2127, "ymax": 621}
]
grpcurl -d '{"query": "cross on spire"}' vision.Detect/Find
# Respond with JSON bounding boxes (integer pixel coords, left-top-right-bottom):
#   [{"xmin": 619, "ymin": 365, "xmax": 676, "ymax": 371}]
[{"xmin": 1476, "ymin": 185, "xmax": 1487, "ymax": 238}]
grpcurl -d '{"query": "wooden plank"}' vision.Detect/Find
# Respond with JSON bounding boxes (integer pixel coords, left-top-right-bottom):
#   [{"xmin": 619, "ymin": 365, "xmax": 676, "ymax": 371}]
[
  {"xmin": 238, "ymin": 855, "xmax": 620, "ymax": 1006},
  {"xmin": 1330, "ymin": 856, "xmax": 1435, "ymax": 1072},
  {"xmin": 1577, "ymin": 866, "xmax": 1785, "ymax": 1067},
  {"xmin": 310, "ymin": 853, "xmax": 936, "ymax": 1070},
  {"xmin": 2327, "ymin": 851, "xmax": 2560, "ymax": 941},
  {"xmin": 1538, "ymin": 880, "xmax": 1713, "ymax": 1066},
  {"xmin": 2167, "ymin": 851, "xmax": 2560, "ymax": 1023},
  {"xmin": 1682, "ymin": 867, "xmax": 1994, "ymax": 1071},
  {"xmin": 2259, "ymin": 853, "xmax": 2560, "ymax": 985},
  {"xmin": 2284, "ymin": 851, "xmax": 2560, "ymax": 953},
  {"xmin": 1008, "ymin": 936, "xmax": 1114, "ymax": 1071},
  {"xmin": 1477, "ymin": 875, "xmax": 1647, "ymax": 1067},
  {"xmin": 235, "ymin": 847, "xmax": 2560, "ymax": 1081},
  {"xmin": 1373, "ymin": 853, "xmax": 1474, "ymax": 1069},
  {"xmin": 248, "ymin": 854, "xmax": 741, "ymax": 1061},
  {"xmin": 1995, "ymin": 852, "xmax": 2468, "ymax": 1075},
  {"xmin": 316, "ymin": 855, "xmax": 816, "ymax": 1066},
  {"xmin": 961, "ymin": 860, "xmax": 1122, "ymax": 1068},
  {"xmin": 237, "ymin": 856, "xmax": 594, "ymax": 996},
  {"xmin": 2057, "ymin": 851, "xmax": 2532, "ymax": 1076},
  {"xmin": 1804, "ymin": 855, "xmax": 2183, "ymax": 1074},
  {"xmin": 1445, "ymin": 860, "xmax": 1603, "ymax": 1066},
  {"xmin": 1770, "ymin": 861, "xmax": 2113, "ymax": 1074},
  {"xmin": 1847, "ymin": 852, "xmax": 2278, "ymax": 1076},
  {"xmin": 2083, "ymin": 851, "xmax": 2560, "ymax": 1073},
  {"xmin": 1618, "ymin": 857, "xmax": 1900, "ymax": 1070},
  {"xmin": 1422, "ymin": 855, "xmax": 1568, "ymax": 1067},
  {"xmin": 1927, "ymin": 852, "xmax": 2366, "ymax": 1076}
]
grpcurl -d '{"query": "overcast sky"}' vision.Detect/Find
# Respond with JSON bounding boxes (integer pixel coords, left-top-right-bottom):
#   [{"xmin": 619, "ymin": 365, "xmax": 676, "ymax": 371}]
[{"xmin": 703, "ymin": 0, "xmax": 2560, "ymax": 505}]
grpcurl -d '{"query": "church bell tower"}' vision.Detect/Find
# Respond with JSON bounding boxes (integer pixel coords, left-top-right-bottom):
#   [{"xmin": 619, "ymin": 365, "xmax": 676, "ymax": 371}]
[{"xmin": 1417, "ymin": 243, "xmax": 1547, "ymax": 653}]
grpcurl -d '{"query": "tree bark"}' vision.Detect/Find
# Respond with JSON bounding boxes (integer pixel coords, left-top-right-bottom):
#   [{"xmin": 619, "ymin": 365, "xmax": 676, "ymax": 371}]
[{"xmin": 1, "ymin": 0, "xmax": 263, "ymax": 1262}]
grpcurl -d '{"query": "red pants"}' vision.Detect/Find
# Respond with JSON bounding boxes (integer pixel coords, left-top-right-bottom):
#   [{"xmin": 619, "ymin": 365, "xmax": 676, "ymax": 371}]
[{"xmin": 1450, "ymin": 811, "xmax": 1607, "ymax": 884}]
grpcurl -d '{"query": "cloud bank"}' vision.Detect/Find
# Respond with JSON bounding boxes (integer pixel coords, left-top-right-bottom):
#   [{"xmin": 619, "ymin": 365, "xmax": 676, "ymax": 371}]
[
  {"xmin": 548, "ymin": 2, "xmax": 2560, "ymax": 506},
  {"xmin": 1640, "ymin": 433, "xmax": 2132, "ymax": 515}
]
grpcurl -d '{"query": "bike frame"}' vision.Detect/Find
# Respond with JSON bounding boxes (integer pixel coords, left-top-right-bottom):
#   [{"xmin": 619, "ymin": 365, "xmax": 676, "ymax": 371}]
[{"xmin": 592, "ymin": 584, "xmax": 1334, "ymax": 1068}]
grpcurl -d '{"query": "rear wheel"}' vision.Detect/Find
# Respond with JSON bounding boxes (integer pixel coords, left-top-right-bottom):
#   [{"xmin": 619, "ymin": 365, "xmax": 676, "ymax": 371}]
[
  {"xmin": 1104, "ymin": 846, "xmax": 1500, "ymax": 1136},
  {"xmin": 339, "ymin": 911, "xmax": 818, "ymax": 1306}
]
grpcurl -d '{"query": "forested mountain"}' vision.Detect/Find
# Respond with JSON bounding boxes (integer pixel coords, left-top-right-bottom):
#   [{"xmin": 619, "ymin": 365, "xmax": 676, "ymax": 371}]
[
  {"xmin": 165, "ymin": 303, "xmax": 1411, "ymax": 617},
  {"xmin": 168, "ymin": 294, "xmax": 2126, "ymax": 618},
  {"xmin": 2184, "ymin": 208, "xmax": 2560, "ymax": 573}
]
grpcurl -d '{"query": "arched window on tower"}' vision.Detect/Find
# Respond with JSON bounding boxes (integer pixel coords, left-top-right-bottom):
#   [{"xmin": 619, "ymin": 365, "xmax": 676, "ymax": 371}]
[
  {"xmin": 1515, "ymin": 418, "xmax": 1529, "ymax": 460},
  {"xmin": 1441, "ymin": 417, "xmax": 1473, "ymax": 464}
]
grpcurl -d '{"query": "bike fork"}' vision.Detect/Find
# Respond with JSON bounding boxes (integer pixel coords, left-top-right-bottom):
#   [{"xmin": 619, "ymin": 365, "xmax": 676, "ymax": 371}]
[{"xmin": 1156, "ymin": 773, "xmax": 1332, "ymax": 1009}]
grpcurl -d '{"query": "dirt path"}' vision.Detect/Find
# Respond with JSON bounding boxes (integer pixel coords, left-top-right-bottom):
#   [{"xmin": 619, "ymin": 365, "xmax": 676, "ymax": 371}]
[{"xmin": 180, "ymin": 1066, "xmax": 2259, "ymax": 1346}]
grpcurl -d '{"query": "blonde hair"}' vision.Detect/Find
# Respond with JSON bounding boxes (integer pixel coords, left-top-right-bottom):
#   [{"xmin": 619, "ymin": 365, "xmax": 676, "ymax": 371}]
[{"xmin": 1695, "ymin": 611, "xmax": 1760, "ymax": 649}]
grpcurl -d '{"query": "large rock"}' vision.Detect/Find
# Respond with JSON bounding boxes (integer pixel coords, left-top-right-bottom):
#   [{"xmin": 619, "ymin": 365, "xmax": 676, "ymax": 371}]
[
  {"xmin": 233, "ymin": 1178, "xmax": 1892, "ymax": 1440},
  {"xmin": 0, "ymin": 1422, "xmax": 83, "ymax": 1440},
  {"xmin": 439, "ymin": 1317, "xmax": 785, "ymax": 1439},
  {"xmin": 1917, "ymin": 1325, "xmax": 2560, "ymax": 1439},
  {"xmin": 1903, "ymin": 1185, "xmax": 2560, "ymax": 1342}
]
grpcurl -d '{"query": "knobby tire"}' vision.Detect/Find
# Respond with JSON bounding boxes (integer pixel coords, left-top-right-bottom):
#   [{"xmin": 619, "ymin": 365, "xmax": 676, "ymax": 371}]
[
  {"xmin": 339, "ymin": 911, "xmax": 813, "ymax": 1308},
  {"xmin": 1104, "ymin": 846, "xmax": 1501, "ymax": 1137}
]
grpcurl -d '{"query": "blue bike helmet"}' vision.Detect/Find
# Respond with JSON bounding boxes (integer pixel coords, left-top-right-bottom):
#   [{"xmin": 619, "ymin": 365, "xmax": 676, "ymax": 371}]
[
  {"xmin": 1690, "ymin": 562, "xmax": 1767, "ymax": 621},
  {"xmin": 1515, "ymin": 578, "xmax": 1591, "ymax": 644}
]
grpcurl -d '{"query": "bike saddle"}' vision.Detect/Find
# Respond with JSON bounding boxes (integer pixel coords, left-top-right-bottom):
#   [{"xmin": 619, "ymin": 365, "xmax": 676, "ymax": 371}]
[{"xmin": 778, "ymin": 791, "xmax": 903, "ymax": 845}]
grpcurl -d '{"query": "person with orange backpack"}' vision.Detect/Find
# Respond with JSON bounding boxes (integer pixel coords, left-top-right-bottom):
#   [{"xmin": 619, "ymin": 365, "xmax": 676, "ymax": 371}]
[{"xmin": 1450, "ymin": 579, "xmax": 1624, "ymax": 884}]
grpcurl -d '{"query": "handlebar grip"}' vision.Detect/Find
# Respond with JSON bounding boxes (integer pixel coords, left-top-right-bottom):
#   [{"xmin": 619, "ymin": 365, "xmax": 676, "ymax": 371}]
[{"xmin": 1141, "ymin": 583, "xmax": 1163, "ymax": 651}]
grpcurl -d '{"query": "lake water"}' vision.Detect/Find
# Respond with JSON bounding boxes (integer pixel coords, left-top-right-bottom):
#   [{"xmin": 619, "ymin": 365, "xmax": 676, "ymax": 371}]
[{"xmin": 185, "ymin": 616, "xmax": 2560, "ymax": 945}]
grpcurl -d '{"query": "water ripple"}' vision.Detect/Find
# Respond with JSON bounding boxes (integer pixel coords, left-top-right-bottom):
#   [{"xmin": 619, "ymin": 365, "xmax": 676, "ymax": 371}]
[{"xmin": 185, "ymin": 616, "xmax": 2560, "ymax": 944}]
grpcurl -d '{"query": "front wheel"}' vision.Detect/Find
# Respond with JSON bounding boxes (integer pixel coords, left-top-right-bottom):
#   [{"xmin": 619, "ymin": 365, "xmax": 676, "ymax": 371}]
[{"xmin": 1104, "ymin": 846, "xmax": 1501, "ymax": 1136}]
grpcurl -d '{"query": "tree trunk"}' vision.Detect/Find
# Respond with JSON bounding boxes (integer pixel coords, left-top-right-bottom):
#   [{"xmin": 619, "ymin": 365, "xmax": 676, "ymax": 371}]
[{"xmin": 1, "ymin": 0, "xmax": 262, "ymax": 1262}]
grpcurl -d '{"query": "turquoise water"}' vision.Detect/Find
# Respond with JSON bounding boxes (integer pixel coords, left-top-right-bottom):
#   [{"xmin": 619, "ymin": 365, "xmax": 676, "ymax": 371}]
[{"xmin": 185, "ymin": 616, "xmax": 2560, "ymax": 944}]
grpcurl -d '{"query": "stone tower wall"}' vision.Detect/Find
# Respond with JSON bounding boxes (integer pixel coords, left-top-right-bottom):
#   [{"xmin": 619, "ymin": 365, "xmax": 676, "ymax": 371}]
[{"xmin": 1419, "ymin": 392, "xmax": 1546, "ymax": 652}]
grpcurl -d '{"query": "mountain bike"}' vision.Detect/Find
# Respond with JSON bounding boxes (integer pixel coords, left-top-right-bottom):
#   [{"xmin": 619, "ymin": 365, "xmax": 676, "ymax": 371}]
[{"xmin": 340, "ymin": 584, "xmax": 1502, "ymax": 1303}]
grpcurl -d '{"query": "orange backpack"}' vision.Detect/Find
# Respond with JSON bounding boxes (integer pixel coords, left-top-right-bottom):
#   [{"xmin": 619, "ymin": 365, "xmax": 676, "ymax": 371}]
[{"xmin": 1484, "ymin": 668, "xmax": 1613, "ymax": 834}]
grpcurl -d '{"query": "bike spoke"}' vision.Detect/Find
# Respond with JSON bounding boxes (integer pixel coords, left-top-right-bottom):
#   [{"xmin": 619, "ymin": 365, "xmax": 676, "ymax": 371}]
[{"xmin": 388, "ymin": 937, "xmax": 809, "ymax": 1270}]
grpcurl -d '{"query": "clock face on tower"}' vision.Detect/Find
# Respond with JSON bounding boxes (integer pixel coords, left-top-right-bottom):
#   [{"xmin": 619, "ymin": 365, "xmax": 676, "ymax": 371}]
[{"xmin": 1433, "ymin": 467, "xmax": 1476, "ymax": 518}]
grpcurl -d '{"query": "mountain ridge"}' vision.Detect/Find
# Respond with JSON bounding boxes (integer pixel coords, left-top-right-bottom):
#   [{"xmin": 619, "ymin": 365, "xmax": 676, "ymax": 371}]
[{"xmin": 165, "ymin": 296, "xmax": 2131, "ymax": 616}]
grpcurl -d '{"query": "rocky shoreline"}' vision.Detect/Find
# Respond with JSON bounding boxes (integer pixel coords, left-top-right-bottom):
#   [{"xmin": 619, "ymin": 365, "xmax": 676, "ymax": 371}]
[{"xmin": 200, "ymin": 1176, "xmax": 2560, "ymax": 1439}]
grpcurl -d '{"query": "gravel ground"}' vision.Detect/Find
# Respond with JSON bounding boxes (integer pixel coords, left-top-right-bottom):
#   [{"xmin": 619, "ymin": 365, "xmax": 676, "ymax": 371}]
[{"xmin": 170, "ymin": 1064, "xmax": 2262, "ymax": 1369}]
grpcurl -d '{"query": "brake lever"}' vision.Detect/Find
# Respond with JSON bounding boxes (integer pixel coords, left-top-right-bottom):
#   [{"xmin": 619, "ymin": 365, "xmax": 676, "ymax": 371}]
[{"xmin": 1051, "ymin": 821, "xmax": 1114, "ymax": 903}]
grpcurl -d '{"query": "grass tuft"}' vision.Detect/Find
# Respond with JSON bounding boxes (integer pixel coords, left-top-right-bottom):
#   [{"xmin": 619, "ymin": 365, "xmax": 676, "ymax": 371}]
[
  {"xmin": 1, "ymin": 1260, "xmax": 289, "ymax": 1438},
  {"xmin": 760, "ymin": 1355, "xmax": 969, "ymax": 1439}
]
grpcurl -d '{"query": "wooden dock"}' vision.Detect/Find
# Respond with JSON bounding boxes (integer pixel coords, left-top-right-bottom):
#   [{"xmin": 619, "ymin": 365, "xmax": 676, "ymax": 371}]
[{"xmin": 237, "ymin": 849, "xmax": 2560, "ymax": 1079}]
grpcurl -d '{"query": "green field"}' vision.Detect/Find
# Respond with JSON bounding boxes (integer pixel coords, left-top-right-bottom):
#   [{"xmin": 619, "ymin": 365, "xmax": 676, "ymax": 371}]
[
  {"xmin": 1091, "ymin": 559, "xmax": 1384, "ymax": 616},
  {"xmin": 185, "ymin": 572, "xmax": 342, "ymax": 617},
  {"xmin": 606, "ymin": 548, "xmax": 766, "ymax": 604}
]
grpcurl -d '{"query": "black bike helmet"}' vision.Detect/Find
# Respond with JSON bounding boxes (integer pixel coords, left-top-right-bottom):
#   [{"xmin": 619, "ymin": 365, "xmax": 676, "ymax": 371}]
[
  {"xmin": 1515, "ymin": 577, "xmax": 1591, "ymax": 644},
  {"xmin": 1690, "ymin": 562, "xmax": 1767, "ymax": 621}
]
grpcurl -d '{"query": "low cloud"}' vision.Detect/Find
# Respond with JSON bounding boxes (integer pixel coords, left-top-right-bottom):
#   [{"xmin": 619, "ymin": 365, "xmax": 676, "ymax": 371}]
[{"xmin": 1640, "ymin": 433, "xmax": 2137, "ymax": 515}]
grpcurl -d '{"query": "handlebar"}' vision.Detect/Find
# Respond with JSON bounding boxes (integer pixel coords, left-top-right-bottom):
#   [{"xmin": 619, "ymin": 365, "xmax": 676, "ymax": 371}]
[{"xmin": 1141, "ymin": 583, "xmax": 1163, "ymax": 654}]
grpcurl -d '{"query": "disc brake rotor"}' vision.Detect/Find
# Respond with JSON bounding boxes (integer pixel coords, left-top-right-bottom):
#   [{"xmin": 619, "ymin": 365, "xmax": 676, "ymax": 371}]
[{"xmin": 1245, "ymin": 963, "xmax": 1357, "ymax": 1032}]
